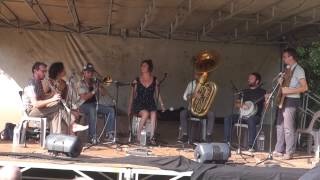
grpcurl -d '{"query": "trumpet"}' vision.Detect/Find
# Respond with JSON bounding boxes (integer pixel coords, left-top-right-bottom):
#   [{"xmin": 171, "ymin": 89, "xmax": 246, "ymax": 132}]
[
  {"xmin": 102, "ymin": 76, "xmax": 112, "ymax": 85},
  {"xmin": 93, "ymin": 73, "xmax": 113, "ymax": 86}
]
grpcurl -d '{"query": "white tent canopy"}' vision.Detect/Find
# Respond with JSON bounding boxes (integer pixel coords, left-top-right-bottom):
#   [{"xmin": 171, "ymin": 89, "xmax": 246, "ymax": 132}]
[{"xmin": 0, "ymin": 0, "xmax": 319, "ymax": 44}]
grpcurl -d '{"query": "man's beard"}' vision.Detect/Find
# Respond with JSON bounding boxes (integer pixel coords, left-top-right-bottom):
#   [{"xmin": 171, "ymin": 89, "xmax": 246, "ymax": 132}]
[{"xmin": 248, "ymin": 83, "xmax": 257, "ymax": 87}]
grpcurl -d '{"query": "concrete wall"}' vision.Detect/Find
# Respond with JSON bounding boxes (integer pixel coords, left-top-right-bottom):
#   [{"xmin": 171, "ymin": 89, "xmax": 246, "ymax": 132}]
[{"xmin": 0, "ymin": 28, "xmax": 280, "ymax": 128}]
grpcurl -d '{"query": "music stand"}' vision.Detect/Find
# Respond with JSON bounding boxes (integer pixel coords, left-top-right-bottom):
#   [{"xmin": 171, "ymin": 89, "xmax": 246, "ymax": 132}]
[
  {"xmin": 103, "ymin": 81, "xmax": 132, "ymax": 149},
  {"xmin": 83, "ymin": 79, "xmax": 108, "ymax": 150}
]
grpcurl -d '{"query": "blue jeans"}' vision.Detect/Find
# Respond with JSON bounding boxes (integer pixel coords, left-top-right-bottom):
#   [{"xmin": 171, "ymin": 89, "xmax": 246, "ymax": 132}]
[
  {"xmin": 224, "ymin": 114, "xmax": 260, "ymax": 147},
  {"xmin": 79, "ymin": 102, "xmax": 115, "ymax": 139}
]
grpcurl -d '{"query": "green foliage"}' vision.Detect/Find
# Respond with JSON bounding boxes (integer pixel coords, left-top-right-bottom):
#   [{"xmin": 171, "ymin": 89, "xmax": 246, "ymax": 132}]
[
  {"xmin": 297, "ymin": 42, "xmax": 320, "ymax": 93},
  {"xmin": 297, "ymin": 43, "xmax": 320, "ymax": 130}
]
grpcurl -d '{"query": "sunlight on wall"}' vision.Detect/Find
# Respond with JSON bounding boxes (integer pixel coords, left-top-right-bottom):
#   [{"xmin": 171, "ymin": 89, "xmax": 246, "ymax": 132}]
[{"xmin": 0, "ymin": 69, "xmax": 23, "ymax": 130}]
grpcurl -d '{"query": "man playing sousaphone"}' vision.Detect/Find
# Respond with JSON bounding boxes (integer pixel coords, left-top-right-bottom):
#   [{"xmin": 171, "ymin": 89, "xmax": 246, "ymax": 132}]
[
  {"xmin": 177, "ymin": 71, "xmax": 215, "ymax": 143},
  {"xmin": 23, "ymin": 62, "xmax": 87, "ymax": 135},
  {"xmin": 178, "ymin": 51, "xmax": 218, "ymax": 143},
  {"xmin": 224, "ymin": 72, "xmax": 266, "ymax": 152}
]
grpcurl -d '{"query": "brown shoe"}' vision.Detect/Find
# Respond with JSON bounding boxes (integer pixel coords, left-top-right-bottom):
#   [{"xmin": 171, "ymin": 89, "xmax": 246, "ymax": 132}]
[
  {"xmin": 272, "ymin": 151, "xmax": 283, "ymax": 157},
  {"xmin": 282, "ymin": 154, "xmax": 293, "ymax": 160}
]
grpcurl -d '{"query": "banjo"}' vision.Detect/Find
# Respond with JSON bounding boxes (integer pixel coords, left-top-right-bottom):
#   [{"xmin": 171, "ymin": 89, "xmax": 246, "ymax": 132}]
[
  {"xmin": 238, "ymin": 94, "xmax": 265, "ymax": 119},
  {"xmin": 239, "ymin": 101, "xmax": 257, "ymax": 119}
]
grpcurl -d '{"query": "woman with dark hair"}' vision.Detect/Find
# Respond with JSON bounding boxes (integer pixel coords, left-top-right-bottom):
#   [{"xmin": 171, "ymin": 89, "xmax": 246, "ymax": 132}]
[
  {"xmin": 128, "ymin": 59, "xmax": 165, "ymax": 145},
  {"xmin": 45, "ymin": 62, "xmax": 88, "ymax": 135},
  {"xmin": 47, "ymin": 62, "xmax": 68, "ymax": 99}
]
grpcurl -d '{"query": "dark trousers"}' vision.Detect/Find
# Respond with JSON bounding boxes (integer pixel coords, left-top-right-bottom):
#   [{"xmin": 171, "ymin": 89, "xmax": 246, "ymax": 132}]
[
  {"xmin": 224, "ymin": 114, "xmax": 260, "ymax": 147},
  {"xmin": 180, "ymin": 109, "xmax": 215, "ymax": 136},
  {"xmin": 79, "ymin": 102, "xmax": 115, "ymax": 140}
]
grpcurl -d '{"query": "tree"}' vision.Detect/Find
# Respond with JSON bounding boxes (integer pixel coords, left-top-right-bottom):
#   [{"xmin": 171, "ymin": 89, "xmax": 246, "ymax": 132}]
[{"xmin": 297, "ymin": 42, "xmax": 320, "ymax": 94}]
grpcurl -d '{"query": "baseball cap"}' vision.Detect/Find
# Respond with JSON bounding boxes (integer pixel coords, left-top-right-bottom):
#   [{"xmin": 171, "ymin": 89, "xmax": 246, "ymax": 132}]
[{"xmin": 83, "ymin": 63, "xmax": 95, "ymax": 72}]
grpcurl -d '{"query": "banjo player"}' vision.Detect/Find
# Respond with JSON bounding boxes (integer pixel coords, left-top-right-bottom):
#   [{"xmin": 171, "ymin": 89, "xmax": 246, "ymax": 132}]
[{"xmin": 223, "ymin": 72, "xmax": 266, "ymax": 152}]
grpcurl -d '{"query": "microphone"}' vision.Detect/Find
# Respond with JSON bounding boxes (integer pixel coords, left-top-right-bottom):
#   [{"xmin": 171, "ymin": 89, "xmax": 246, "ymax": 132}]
[
  {"xmin": 71, "ymin": 69, "xmax": 76, "ymax": 76},
  {"xmin": 230, "ymin": 80, "xmax": 238, "ymax": 91},
  {"xmin": 70, "ymin": 69, "xmax": 76, "ymax": 79},
  {"xmin": 272, "ymin": 64, "xmax": 289, "ymax": 83}
]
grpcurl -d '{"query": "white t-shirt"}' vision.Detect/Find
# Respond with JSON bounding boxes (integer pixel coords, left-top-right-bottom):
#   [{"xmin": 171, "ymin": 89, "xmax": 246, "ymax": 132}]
[
  {"xmin": 287, "ymin": 63, "xmax": 306, "ymax": 98},
  {"xmin": 183, "ymin": 80, "xmax": 197, "ymax": 101}
]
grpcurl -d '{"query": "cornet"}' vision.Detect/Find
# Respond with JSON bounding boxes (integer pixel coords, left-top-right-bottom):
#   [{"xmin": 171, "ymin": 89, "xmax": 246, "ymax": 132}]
[{"xmin": 93, "ymin": 72, "xmax": 113, "ymax": 86}]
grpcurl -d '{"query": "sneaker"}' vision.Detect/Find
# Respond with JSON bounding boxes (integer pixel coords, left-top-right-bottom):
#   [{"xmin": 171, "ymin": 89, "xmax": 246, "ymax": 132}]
[
  {"xmin": 89, "ymin": 138, "xmax": 99, "ymax": 145},
  {"xmin": 272, "ymin": 151, "xmax": 283, "ymax": 157},
  {"xmin": 72, "ymin": 123, "xmax": 89, "ymax": 132},
  {"xmin": 282, "ymin": 153, "xmax": 293, "ymax": 160},
  {"xmin": 177, "ymin": 135, "xmax": 188, "ymax": 143},
  {"xmin": 150, "ymin": 137, "xmax": 157, "ymax": 146},
  {"xmin": 105, "ymin": 133, "xmax": 114, "ymax": 142},
  {"xmin": 206, "ymin": 134, "xmax": 213, "ymax": 143},
  {"xmin": 248, "ymin": 148, "xmax": 255, "ymax": 153}
]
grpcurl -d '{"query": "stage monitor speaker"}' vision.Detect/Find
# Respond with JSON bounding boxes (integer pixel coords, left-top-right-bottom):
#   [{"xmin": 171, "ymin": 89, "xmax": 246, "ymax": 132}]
[
  {"xmin": 194, "ymin": 143, "xmax": 230, "ymax": 163},
  {"xmin": 46, "ymin": 134, "xmax": 83, "ymax": 157}
]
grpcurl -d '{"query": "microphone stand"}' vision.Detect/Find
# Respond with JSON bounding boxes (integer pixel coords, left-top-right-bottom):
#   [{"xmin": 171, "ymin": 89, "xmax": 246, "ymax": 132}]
[
  {"xmin": 67, "ymin": 75, "xmax": 74, "ymax": 135},
  {"xmin": 235, "ymin": 91, "xmax": 254, "ymax": 160},
  {"xmin": 84, "ymin": 78, "xmax": 109, "ymax": 151},
  {"xmin": 155, "ymin": 73, "xmax": 167, "ymax": 146},
  {"xmin": 230, "ymin": 80, "xmax": 238, "ymax": 122},
  {"xmin": 255, "ymin": 75, "xmax": 294, "ymax": 167}
]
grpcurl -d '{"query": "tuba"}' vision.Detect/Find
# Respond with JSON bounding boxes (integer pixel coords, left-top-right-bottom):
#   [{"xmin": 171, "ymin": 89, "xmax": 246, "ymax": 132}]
[{"xmin": 191, "ymin": 50, "xmax": 219, "ymax": 117}]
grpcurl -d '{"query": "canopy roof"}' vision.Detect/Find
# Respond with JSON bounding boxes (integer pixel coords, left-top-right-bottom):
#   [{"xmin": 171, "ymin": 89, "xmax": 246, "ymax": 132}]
[{"xmin": 0, "ymin": 0, "xmax": 319, "ymax": 44}]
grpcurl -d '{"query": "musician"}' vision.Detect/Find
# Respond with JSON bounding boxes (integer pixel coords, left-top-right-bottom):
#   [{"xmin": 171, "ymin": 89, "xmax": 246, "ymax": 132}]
[
  {"xmin": 128, "ymin": 59, "xmax": 165, "ymax": 145},
  {"xmin": 273, "ymin": 48, "xmax": 308, "ymax": 160},
  {"xmin": 46, "ymin": 62, "xmax": 88, "ymax": 134},
  {"xmin": 177, "ymin": 72, "xmax": 215, "ymax": 143},
  {"xmin": 78, "ymin": 63, "xmax": 115, "ymax": 144},
  {"xmin": 23, "ymin": 62, "xmax": 86, "ymax": 134},
  {"xmin": 224, "ymin": 72, "xmax": 266, "ymax": 152},
  {"xmin": 47, "ymin": 62, "xmax": 68, "ymax": 100}
]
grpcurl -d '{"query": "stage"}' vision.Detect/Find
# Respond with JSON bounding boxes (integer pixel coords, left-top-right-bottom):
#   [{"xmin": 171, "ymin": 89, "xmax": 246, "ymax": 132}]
[{"xmin": 0, "ymin": 138, "xmax": 314, "ymax": 180}]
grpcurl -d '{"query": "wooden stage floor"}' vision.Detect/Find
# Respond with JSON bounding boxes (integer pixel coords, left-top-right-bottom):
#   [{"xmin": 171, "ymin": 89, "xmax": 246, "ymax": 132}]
[
  {"xmin": 0, "ymin": 140, "xmax": 316, "ymax": 169},
  {"xmin": 0, "ymin": 122, "xmax": 317, "ymax": 179}
]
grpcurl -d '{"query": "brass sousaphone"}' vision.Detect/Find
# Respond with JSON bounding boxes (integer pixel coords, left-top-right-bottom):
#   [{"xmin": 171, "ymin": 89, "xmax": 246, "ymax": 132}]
[{"xmin": 191, "ymin": 50, "xmax": 219, "ymax": 117}]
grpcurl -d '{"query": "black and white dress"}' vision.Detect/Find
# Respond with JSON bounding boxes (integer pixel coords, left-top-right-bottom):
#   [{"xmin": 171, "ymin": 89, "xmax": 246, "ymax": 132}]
[{"xmin": 132, "ymin": 77, "xmax": 157, "ymax": 113}]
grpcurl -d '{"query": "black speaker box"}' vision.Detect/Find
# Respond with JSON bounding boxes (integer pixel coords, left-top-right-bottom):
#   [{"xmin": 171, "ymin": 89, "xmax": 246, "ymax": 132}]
[{"xmin": 46, "ymin": 134, "xmax": 83, "ymax": 157}]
